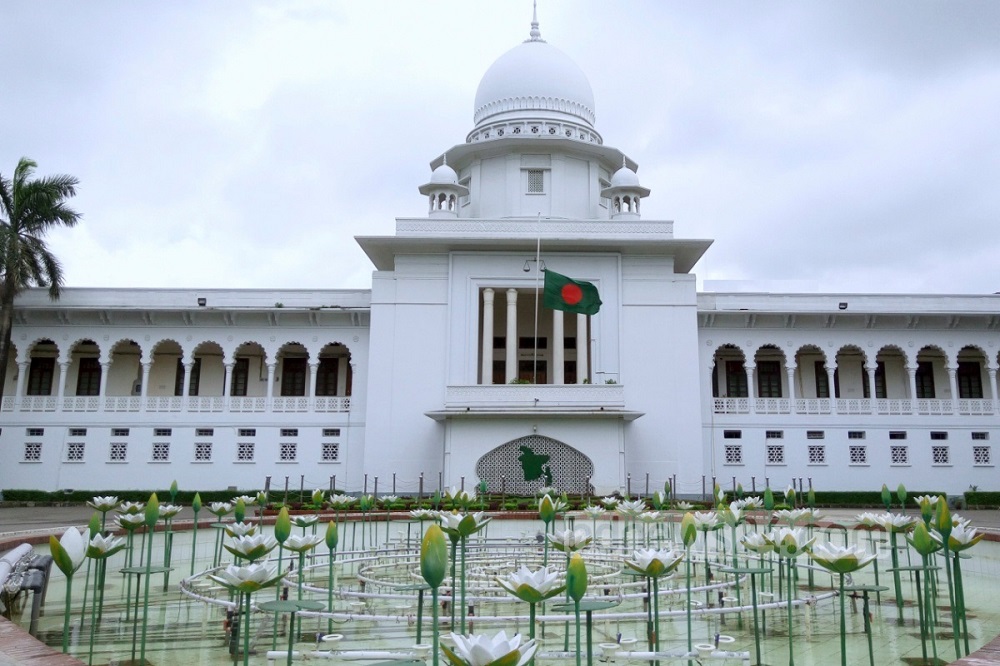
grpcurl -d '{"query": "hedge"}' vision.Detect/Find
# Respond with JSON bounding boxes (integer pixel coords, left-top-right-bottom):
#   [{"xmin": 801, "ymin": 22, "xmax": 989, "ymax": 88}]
[{"xmin": 965, "ymin": 491, "xmax": 1000, "ymax": 509}]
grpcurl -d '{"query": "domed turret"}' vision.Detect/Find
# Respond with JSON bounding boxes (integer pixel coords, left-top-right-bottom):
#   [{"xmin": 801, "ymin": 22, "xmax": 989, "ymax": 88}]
[
  {"xmin": 601, "ymin": 158, "xmax": 650, "ymax": 220},
  {"xmin": 466, "ymin": 6, "xmax": 601, "ymax": 145},
  {"xmin": 418, "ymin": 156, "xmax": 469, "ymax": 218}
]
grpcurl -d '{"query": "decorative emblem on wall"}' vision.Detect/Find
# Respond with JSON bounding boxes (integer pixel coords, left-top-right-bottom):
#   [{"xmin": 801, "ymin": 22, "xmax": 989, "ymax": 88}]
[{"xmin": 475, "ymin": 435, "xmax": 594, "ymax": 494}]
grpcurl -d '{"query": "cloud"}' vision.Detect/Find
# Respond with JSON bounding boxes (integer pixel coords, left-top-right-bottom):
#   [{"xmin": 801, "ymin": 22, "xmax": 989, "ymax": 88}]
[{"xmin": 2, "ymin": 0, "xmax": 998, "ymax": 295}]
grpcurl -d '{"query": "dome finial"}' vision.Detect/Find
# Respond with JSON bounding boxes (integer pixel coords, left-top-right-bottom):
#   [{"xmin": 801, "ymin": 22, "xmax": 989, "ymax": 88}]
[{"xmin": 527, "ymin": 0, "xmax": 545, "ymax": 42}]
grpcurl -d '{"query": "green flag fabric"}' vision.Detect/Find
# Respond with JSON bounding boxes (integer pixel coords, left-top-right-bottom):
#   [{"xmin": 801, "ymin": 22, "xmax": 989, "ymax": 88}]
[{"xmin": 543, "ymin": 270, "xmax": 601, "ymax": 315}]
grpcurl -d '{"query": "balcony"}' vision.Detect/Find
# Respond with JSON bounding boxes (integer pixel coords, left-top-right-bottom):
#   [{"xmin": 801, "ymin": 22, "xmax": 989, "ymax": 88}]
[
  {"xmin": 712, "ymin": 396, "xmax": 996, "ymax": 417},
  {"xmin": 1, "ymin": 395, "xmax": 351, "ymax": 414},
  {"xmin": 429, "ymin": 383, "xmax": 640, "ymax": 420}
]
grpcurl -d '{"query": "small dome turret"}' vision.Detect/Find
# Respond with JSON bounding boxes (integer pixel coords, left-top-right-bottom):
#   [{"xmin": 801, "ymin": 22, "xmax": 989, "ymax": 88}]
[
  {"xmin": 601, "ymin": 158, "xmax": 650, "ymax": 220},
  {"xmin": 418, "ymin": 156, "xmax": 469, "ymax": 218}
]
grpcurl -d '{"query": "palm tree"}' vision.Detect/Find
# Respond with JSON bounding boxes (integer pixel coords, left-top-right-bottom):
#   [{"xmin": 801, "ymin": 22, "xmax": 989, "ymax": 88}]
[{"xmin": 0, "ymin": 158, "xmax": 81, "ymax": 400}]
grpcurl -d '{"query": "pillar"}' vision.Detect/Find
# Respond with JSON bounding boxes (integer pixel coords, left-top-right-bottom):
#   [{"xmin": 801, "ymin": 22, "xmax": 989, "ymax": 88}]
[
  {"xmin": 785, "ymin": 365, "xmax": 797, "ymax": 413},
  {"xmin": 140, "ymin": 362, "xmax": 151, "ymax": 397},
  {"xmin": 505, "ymin": 289, "xmax": 518, "ymax": 383},
  {"xmin": 866, "ymin": 364, "xmax": 877, "ymax": 411},
  {"xmin": 308, "ymin": 362, "xmax": 319, "ymax": 398},
  {"xmin": 223, "ymin": 362, "xmax": 234, "ymax": 397},
  {"xmin": 746, "ymin": 364, "xmax": 756, "ymax": 414},
  {"xmin": 826, "ymin": 365, "xmax": 838, "ymax": 414},
  {"xmin": 182, "ymin": 361, "xmax": 194, "ymax": 398},
  {"xmin": 337, "ymin": 357, "xmax": 348, "ymax": 395},
  {"xmin": 15, "ymin": 361, "xmax": 27, "ymax": 398},
  {"xmin": 576, "ymin": 313, "xmax": 588, "ymax": 384},
  {"xmin": 552, "ymin": 308, "xmax": 564, "ymax": 385},
  {"xmin": 98, "ymin": 362, "xmax": 110, "ymax": 398},
  {"xmin": 907, "ymin": 365, "xmax": 918, "ymax": 413},
  {"xmin": 481, "ymin": 288, "xmax": 495, "ymax": 385},
  {"xmin": 988, "ymin": 364, "xmax": 999, "ymax": 414},
  {"xmin": 266, "ymin": 362, "xmax": 276, "ymax": 399},
  {"xmin": 57, "ymin": 362, "xmax": 69, "ymax": 399},
  {"xmin": 947, "ymin": 365, "xmax": 959, "ymax": 413}
]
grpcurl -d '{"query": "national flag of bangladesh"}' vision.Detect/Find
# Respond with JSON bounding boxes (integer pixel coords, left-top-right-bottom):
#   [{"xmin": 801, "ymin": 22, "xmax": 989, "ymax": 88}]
[{"xmin": 543, "ymin": 270, "xmax": 601, "ymax": 315}]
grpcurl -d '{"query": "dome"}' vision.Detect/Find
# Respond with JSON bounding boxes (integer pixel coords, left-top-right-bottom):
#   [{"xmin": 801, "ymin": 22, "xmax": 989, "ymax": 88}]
[
  {"xmin": 610, "ymin": 164, "xmax": 641, "ymax": 188},
  {"xmin": 429, "ymin": 163, "xmax": 459, "ymax": 185},
  {"xmin": 473, "ymin": 39, "xmax": 596, "ymax": 128}
]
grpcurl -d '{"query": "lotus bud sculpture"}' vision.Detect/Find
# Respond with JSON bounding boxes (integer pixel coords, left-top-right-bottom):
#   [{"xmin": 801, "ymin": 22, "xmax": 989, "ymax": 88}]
[
  {"xmin": 50, "ymin": 526, "xmax": 87, "ymax": 652},
  {"xmin": 421, "ymin": 524, "xmax": 448, "ymax": 666}
]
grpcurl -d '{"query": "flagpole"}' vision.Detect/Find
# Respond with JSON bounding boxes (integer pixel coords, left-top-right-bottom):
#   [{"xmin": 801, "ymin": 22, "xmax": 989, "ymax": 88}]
[{"xmin": 532, "ymin": 212, "xmax": 542, "ymax": 384}]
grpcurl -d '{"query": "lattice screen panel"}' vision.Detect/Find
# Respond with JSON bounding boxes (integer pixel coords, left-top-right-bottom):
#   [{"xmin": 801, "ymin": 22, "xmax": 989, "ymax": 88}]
[{"xmin": 475, "ymin": 435, "xmax": 594, "ymax": 494}]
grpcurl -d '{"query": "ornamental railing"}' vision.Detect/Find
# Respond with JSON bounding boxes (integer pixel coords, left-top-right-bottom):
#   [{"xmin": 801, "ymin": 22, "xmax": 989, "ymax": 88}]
[{"xmin": 0, "ymin": 395, "xmax": 350, "ymax": 414}]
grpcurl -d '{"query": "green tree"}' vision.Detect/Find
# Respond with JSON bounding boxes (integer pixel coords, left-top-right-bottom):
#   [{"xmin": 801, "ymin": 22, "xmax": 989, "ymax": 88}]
[{"xmin": 0, "ymin": 158, "xmax": 81, "ymax": 399}]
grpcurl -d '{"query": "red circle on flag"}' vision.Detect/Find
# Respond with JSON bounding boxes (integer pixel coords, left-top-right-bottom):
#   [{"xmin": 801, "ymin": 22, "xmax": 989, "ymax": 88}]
[{"xmin": 561, "ymin": 283, "xmax": 583, "ymax": 305}]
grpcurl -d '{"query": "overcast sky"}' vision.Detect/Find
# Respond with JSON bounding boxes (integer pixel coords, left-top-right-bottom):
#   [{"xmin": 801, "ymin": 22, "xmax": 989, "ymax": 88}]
[{"xmin": 2, "ymin": 1, "xmax": 998, "ymax": 295}]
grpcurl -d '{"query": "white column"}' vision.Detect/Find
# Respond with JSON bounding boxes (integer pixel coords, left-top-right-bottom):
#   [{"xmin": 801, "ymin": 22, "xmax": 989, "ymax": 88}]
[
  {"xmin": 98, "ymin": 362, "xmax": 110, "ymax": 397},
  {"xmin": 785, "ymin": 365, "xmax": 797, "ymax": 413},
  {"xmin": 308, "ymin": 362, "xmax": 319, "ymax": 398},
  {"xmin": 266, "ymin": 362, "xmax": 276, "ymax": 399},
  {"xmin": 15, "ymin": 361, "xmax": 27, "ymax": 398},
  {"xmin": 746, "ymin": 364, "xmax": 757, "ymax": 414},
  {"xmin": 552, "ymin": 309, "xmax": 564, "ymax": 385},
  {"xmin": 140, "ymin": 362, "xmax": 151, "ymax": 396},
  {"xmin": 826, "ymin": 366, "xmax": 838, "ymax": 414},
  {"xmin": 181, "ymin": 361, "xmax": 193, "ymax": 398},
  {"xmin": 481, "ymin": 288, "xmax": 495, "ymax": 385},
  {"xmin": 988, "ymin": 364, "xmax": 999, "ymax": 414},
  {"xmin": 907, "ymin": 365, "xmax": 918, "ymax": 414},
  {"xmin": 866, "ymin": 364, "xmax": 877, "ymax": 412},
  {"xmin": 576, "ymin": 313, "xmax": 588, "ymax": 384},
  {"xmin": 505, "ymin": 289, "xmax": 518, "ymax": 383},
  {"xmin": 223, "ymin": 362, "xmax": 234, "ymax": 396},
  {"xmin": 57, "ymin": 362, "xmax": 69, "ymax": 399},
  {"xmin": 947, "ymin": 365, "xmax": 959, "ymax": 413}
]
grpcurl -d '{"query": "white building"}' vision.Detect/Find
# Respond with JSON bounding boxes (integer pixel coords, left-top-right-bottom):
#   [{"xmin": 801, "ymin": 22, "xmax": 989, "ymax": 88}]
[{"xmin": 2, "ymin": 17, "xmax": 997, "ymax": 496}]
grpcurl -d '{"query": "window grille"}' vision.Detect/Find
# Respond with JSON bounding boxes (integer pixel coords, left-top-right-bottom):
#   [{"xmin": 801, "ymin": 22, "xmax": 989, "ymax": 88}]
[
  {"xmin": 110, "ymin": 442, "xmax": 128, "ymax": 462},
  {"xmin": 930, "ymin": 431, "xmax": 948, "ymax": 441},
  {"xmin": 238, "ymin": 428, "xmax": 256, "ymax": 437},
  {"xmin": 890, "ymin": 445, "xmax": 908, "ymax": 465},
  {"xmin": 194, "ymin": 442, "xmax": 213, "ymax": 462},
  {"xmin": 889, "ymin": 431, "xmax": 907, "ymax": 440},
  {"xmin": 280, "ymin": 429, "xmax": 299, "ymax": 438},
  {"xmin": 808, "ymin": 445, "xmax": 826, "ymax": 464},
  {"xmin": 723, "ymin": 444, "xmax": 742, "ymax": 465},
  {"xmin": 69, "ymin": 428, "xmax": 87, "ymax": 437},
  {"xmin": 848, "ymin": 431, "xmax": 866, "ymax": 440},
  {"xmin": 196, "ymin": 428, "xmax": 214, "ymax": 437},
  {"xmin": 527, "ymin": 169, "xmax": 544, "ymax": 193},
  {"xmin": 112, "ymin": 428, "xmax": 129, "ymax": 437},
  {"xmin": 931, "ymin": 446, "xmax": 949, "ymax": 465},
  {"xmin": 27, "ymin": 428, "xmax": 44, "ymax": 437},
  {"xmin": 723, "ymin": 430, "xmax": 742, "ymax": 439},
  {"xmin": 152, "ymin": 442, "xmax": 170, "ymax": 462},
  {"xmin": 973, "ymin": 446, "xmax": 991, "ymax": 465},
  {"xmin": 322, "ymin": 428, "xmax": 341, "ymax": 437},
  {"xmin": 236, "ymin": 442, "xmax": 255, "ymax": 462},
  {"xmin": 766, "ymin": 444, "xmax": 785, "ymax": 465},
  {"xmin": 806, "ymin": 431, "xmax": 825, "ymax": 440},
  {"xmin": 23, "ymin": 442, "xmax": 42, "ymax": 461},
  {"xmin": 765, "ymin": 431, "xmax": 783, "ymax": 439},
  {"xmin": 322, "ymin": 442, "xmax": 340, "ymax": 462},
  {"xmin": 279, "ymin": 443, "xmax": 297, "ymax": 461},
  {"xmin": 849, "ymin": 445, "xmax": 868, "ymax": 465},
  {"xmin": 154, "ymin": 428, "xmax": 172, "ymax": 437},
  {"xmin": 972, "ymin": 432, "xmax": 989, "ymax": 440},
  {"xmin": 67, "ymin": 442, "xmax": 85, "ymax": 461}
]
